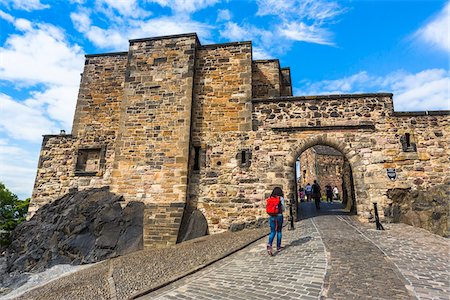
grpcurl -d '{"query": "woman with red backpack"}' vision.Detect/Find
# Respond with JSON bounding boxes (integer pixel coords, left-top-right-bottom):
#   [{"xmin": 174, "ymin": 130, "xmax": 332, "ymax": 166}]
[{"xmin": 266, "ymin": 187, "xmax": 285, "ymax": 256}]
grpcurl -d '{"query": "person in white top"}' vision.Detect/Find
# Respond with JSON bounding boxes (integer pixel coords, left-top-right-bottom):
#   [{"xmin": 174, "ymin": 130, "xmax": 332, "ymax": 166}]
[{"xmin": 333, "ymin": 186, "xmax": 339, "ymax": 200}]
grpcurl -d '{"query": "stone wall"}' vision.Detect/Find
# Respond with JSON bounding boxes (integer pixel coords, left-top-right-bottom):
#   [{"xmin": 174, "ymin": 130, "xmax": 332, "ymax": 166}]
[
  {"xmin": 280, "ymin": 68, "xmax": 292, "ymax": 96},
  {"xmin": 251, "ymin": 95, "xmax": 449, "ymax": 229},
  {"xmin": 252, "ymin": 60, "xmax": 281, "ymax": 98},
  {"xmin": 188, "ymin": 42, "xmax": 255, "ymax": 233},
  {"xmin": 30, "ymin": 135, "xmax": 77, "ymax": 216},
  {"xmin": 31, "ymin": 54, "xmax": 128, "ymax": 217},
  {"xmin": 299, "ymin": 147, "xmax": 316, "ymax": 187},
  {"xmin": 315, "ymin": 153, "xmax": 344, "ymax": 197},
  {"xmin": 30, "ymin": 33, "xmax": 449, "ymax": 244},
  {"xmin": 110, "ymin": 34, "xmax": 198, "ymax": 247}
]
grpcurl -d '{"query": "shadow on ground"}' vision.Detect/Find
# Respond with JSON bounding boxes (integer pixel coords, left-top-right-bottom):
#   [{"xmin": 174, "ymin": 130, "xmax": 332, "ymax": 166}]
[{"xmin": 297, "ymin": 201, "xmax": 354, "ymax": 221}]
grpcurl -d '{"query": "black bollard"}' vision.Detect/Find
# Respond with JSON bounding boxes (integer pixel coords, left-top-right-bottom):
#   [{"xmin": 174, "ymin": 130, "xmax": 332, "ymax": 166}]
[
  {"xmin": 288, "ymin": 202, "xmax": 295, "ymax": 230},
  {"xmin": 373, "ymin": 202, "xmax": 384, "ymax": 230}
]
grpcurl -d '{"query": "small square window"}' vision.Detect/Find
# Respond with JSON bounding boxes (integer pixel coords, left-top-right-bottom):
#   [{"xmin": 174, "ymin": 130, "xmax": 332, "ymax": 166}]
[
  {"xmin": 237, "ymin": 149, "xmax": 252, "ymax": 168},
  {"xmin": 400, "ymin": 133, "xmax": 417, "ymax": 152},
  {"xmin": 75, "ymin": 148, "xmax": 104, "ymax": 175}
]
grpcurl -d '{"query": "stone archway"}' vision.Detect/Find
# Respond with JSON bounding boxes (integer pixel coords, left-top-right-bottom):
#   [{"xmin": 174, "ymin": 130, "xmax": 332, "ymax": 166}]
[{"xmin": 283, "ymin": 134, "xmax": 366, "ymax": 218}]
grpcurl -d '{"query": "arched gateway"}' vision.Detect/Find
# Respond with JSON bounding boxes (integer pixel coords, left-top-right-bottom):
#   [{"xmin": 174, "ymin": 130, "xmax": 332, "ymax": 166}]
[{"xmin": 30, "ymin": 33, "xmax": 449, "ymax": 248}]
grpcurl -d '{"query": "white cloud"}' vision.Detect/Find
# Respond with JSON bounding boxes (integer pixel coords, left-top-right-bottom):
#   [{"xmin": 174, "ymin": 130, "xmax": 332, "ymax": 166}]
[
  {"xmin": 0, "ymin": 139, "xmax": 39, "ymax": 199},
  {"xmin": 256, "ymin": 0, "xmax": 345, "ymax": 22},
  {"xmin": 217, "ymin": 9, "xmax": 232, "ymax": 22},
  {"xmin": 71, "ymin": 7, "xmax": 213, "ymax": 50},
  {"xmin": 252, "ymin": 47, "xmax": 272, "ymax": 59},
  {"xmin": 413, "ymin": 1, "xmax": 450, "ymax": 52},
  {"xmin": 0, "ymin": 15, "xmax": 83, "ymax": 137},
  {"xmin": 218, "ymin": 0, "xmax": 346, "ymax": 58},
  {"xmin": 0, "ymin": 94, "xmax": 58, "ymax": 142},
  {"xmin": 0, "ymin": 19, "xmax": 84, "ymax": 86},
  {"xmin": 295, "ymin": 69, "xmax": 450, "ymax": 111},
  {"xmin": 95, "ymin": 0, "xmax": 151, "ymax": 19},
  {"xmin": 150, "ymin": 0, "xmax": 220, "ymax": 14},
  {"xmin": 278, "ymin": 21, "xmax": 333, "ymax": 45},
  {"xmin": 2, "ymin": 0, "xmax": 49, "ymax": 11},
  {"xmin": 0, "ymin": 10, "xmax": 14, "ymax": 22}
]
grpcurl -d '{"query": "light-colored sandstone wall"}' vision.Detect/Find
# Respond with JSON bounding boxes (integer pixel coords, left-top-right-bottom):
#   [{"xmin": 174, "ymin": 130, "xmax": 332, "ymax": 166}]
[
  {"xmin": 189, "ymin": 42, "xmax": 254, "ymax": 233},
  {"xmin": 316, "ymin": 154, "xmax": 344, "ymax": 196},
  {"xmin": 31, "ymin": 54, "xmax": 128, "ymax": 216},
  {"xmin": 110, "ymin": 34, "xmax": 198, "ymax": 247},
  {"xmin": 299, "ymin": 147, "xmax": 316, "ymax": 186},
  {"xmin": 30, "ymin": 135, "xmax": 77, "ymax": 216},
  {"xmin": 252, "ymin": 60, "xmax": 281, "ymax": 98},
  {"xmin": 250, "ymin": 94, "xmax": 449, "ymax": 226}
]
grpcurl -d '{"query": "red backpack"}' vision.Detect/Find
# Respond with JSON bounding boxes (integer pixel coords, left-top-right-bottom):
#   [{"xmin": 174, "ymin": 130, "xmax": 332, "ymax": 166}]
[{"xmin": 266, "ymin": 196, "xmax": 281, "ymax": 216}]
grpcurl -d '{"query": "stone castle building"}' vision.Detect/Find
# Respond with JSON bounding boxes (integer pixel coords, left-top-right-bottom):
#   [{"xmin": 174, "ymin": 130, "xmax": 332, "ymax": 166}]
[{"xmin": 31, "ymin": 33, "xmax": 449, "ymax": 247}]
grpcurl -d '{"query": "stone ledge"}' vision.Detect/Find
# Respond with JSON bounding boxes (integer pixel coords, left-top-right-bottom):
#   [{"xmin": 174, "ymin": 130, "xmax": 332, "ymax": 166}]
[
  {"xmin": 200, "ymin": 41, "xmax": 252, "ymax": 49},
  {"xmin": 252, "ymin": 93, "xmax": 394, "ymax": 103},
  {"xmin": 392, "ymin": 110, "xmax": 450, "ymax": 117},
  {"xmin": 271, "ymin": 124, "xmax": 376, "ymax": 132},
  {"xmin": 129, "ymin": 33, "xmax": 199, "ymax": 44},
  {"xmin": 253, "ymin": 59, "xmax": 280, "ymax": 64},
  {"xmin": 85, "ymin": 52, "xmax": 128, "ymax": 58}
]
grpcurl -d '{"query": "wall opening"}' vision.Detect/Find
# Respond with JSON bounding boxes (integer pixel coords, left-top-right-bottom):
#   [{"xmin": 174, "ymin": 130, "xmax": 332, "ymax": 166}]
[
  {"xmin": 193, "ymin": 146, "xmax": 201, "ymax": 171},
  {"xmin": 75, "ymin": 148, "xmax": 105, "ymax": 175},
  {"xmin": 294, "ymin": 144, "xmax": 357, "ymax": 216}
]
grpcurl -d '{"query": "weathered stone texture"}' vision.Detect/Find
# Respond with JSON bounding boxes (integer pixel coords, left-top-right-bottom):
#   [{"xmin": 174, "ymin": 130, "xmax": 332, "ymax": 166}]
[
  {"xmin": 187, "ymin": 42, "xmax": 257, "ymax": 234},
  {"xmin": 252, "ymin": 60, "xmax": 281, "ymax": 98},
  {"xmin": 30, "ymin": 135, "xmax": 77, "ymax": 216},
  {"xmin": 385, "ymin": 185, "xmax": 449, "ymax": 236},
  {"xmin": 110, "ymin": 35, "xmax": 198, "ymax": 247},
  {"xmin": 31, "ymin": 33, "xmax": 449, "ymax": 248},
  {"xmin": 280, "ymin": 67, "xmax": 292, "ymax": 96}
]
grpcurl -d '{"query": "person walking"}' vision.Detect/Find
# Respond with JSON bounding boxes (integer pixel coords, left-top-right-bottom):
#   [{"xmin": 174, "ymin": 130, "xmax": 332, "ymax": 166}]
[
  {"xmin": 266, "ymin": 187, "xmax": 285, "ymax": 256},
  {"xmin": 333, "ymin": 186, "xmax": 339, "ymax": 200},
  {"xmin": 312, "ymin": 180, "xmax": 321, "ymax": 210},
  {"xmin": 326, "ymin": 185, "xmax": 333, "ymax": 203},
  {"xmin": 305, "ymin": 183, "xmax": 312, "ymax": 202},
  {"xmin": 299, "ymin": 187, "xmax": 305, "ymax": 203}
]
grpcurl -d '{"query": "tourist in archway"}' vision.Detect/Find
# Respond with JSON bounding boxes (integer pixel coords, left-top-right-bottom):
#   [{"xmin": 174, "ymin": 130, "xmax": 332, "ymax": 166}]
[
  {"xmin": 326, "ymin": 185, "xmax": 333, "ymax": 203},
  {"xmin": 299, "ymin": 187, "xmax": 305, "ymax": 203},
  {"xmin": 305, "ymin": 183, "xmax": 312, "ymax": 202},
  {"xmin": 333, "ymin": 186, "xmax": 339, "ymax": 201},
  {"xmin": 266, "ymin": 187, "xmax": 285, "ymax": 256},
  {"xmin": 312, "ymin": 180, "xmax": 321, "ymax": 210}
]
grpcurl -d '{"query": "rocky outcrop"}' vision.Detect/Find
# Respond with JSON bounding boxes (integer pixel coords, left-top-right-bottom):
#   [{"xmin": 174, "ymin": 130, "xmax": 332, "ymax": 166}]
[
  {"xmin": 5, "ymin": 187, "xmax": 143, "ymax": 275},
  {"xmin": 385, "ymin": 185, "xmax": 449, "ymax": 237},
  {"xmin": 177, "ymin": 209, "xmax": 208, "ymax": 242}
]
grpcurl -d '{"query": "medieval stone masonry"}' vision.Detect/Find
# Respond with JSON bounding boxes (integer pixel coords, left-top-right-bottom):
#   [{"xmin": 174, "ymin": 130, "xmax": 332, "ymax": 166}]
[{"xmin": 31, "ymin": 33, "xmax": 450, "ymax": 247}]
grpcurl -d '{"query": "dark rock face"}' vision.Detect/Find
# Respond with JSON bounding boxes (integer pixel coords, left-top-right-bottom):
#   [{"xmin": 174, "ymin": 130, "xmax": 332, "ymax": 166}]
[
  {"xmin": 5, "ymin": 187, "xmax": 143, "ymax": 274},
  {"xmin": 385, "ymin": 185, "xmax": 449, "ymax": 237},
  {"xmin": 178, "ymin": 209, "xmax": 208, "ymax": 242}
]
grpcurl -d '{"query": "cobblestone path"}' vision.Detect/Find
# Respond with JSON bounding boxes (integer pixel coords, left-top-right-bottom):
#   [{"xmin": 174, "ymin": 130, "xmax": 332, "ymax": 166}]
[
  {"xmin": 141, "ymin": 202, "xmax": 449, "ymax": 300},
  {"xmin": 343, "ymin": 216, "xmax": 450, "ymax": 300},
  {"xmin": 145, "ymin": 217, "xmax": 328, "ymax": 300}
]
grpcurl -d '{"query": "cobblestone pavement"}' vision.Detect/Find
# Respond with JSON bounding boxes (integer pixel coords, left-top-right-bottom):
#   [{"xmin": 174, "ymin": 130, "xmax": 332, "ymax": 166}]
[
  {"xmin": 342, "ymin": 216, "xmax": 450, "ymax": 300},
  {"xmin": 305, "ymin": 204, "xmax": 413, "ymax": 299},
  {"xmin": 144, "ymin": 217, "xmax": 328, "ymax": 300},
  {"xmin": 142, "ymin": 201, "xmax": 449, "ymax": 300}
]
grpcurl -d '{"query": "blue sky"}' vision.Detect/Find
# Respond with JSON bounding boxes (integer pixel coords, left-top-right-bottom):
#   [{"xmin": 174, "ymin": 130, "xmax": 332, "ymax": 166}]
[{"xmin": 0, "ymin": 0, "xmax": 449, "ymax": 199}]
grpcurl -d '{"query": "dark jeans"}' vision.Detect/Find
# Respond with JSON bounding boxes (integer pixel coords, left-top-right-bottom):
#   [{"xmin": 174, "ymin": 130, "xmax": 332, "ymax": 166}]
[
  {"xmin": 314, "ymin": 195, "xmax": 321, "ymax": 209},
  {"xmin": 268, "ymin": 215, "xmax": 283, "ymax": 249}
]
